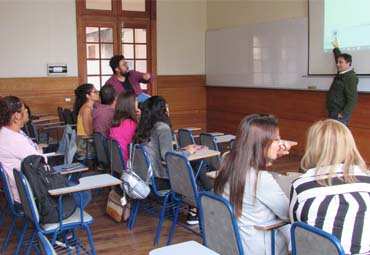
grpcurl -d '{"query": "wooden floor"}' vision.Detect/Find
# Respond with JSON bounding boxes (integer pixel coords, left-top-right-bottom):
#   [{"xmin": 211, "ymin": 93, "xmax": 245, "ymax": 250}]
[{"xmin": 0, "ymin": 154, "xmax": 301, "ymax": 255}]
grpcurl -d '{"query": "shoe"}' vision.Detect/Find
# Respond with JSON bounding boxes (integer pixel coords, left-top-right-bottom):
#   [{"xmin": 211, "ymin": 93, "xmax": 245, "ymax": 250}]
[
  {"xmin": 186, "ymin": 211, "xmax": 199, "ymax": 225},
  {"xmin": 55, "ymin": 240, "xmax": 75, "ymax": 250}
]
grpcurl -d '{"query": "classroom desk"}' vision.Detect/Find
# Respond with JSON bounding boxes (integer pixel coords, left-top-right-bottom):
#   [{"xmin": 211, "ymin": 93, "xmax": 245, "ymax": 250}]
[
  {"xmin": 208, "ymin": 132, "xmax": 224, "ymax": 136},
  {"xmin": 33, "ymin": 116, "xmax": 60, "ymax": 124},
  {"xmin": 174, "ymin": 127, "xmax": 201, "ymax": 133},
  {"xmin": 214, "ymin": 134, "xmax": 235, "ymax": 144},
  {"xmin": 149, "ymin": 241, "xmax": 220, "ymax": 255},
  {"xmin": 48, "ymin": 174, "xmax": 121, "ymax": 196},
  {"xmin": 53, "ymin": 163, "xmax": 89, "ymax": 175},
  {"xmin": 32, "ymin": 112, "xmax": 48, "ymax": 118},
  {"xmin": 188, "ymin": 149, "xmax": 220, "ymax": 161}
]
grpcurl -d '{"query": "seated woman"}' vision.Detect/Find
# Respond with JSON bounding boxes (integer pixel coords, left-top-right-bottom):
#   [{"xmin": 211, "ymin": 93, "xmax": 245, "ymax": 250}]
[
  {"xmin": 134, "ymin": 96, "xmax": 213, "ymax": 224},
  {"xmin": 214, "ymin": 114, "xmax": 291, "ymax": 255},
  {"xmin": 290, "ymin": 119, "xmax": 370, "ymax": 255},
  {"xmin": 0, "ymin": 96, "xmax": 44, "ymax": 203},
  {"xmin": 73, "ymin": 83, "xmax": 100, "ymax": 158},
  {"xmin": 110, "ymin": 92, "xmax": 139, "ymax": 165}
]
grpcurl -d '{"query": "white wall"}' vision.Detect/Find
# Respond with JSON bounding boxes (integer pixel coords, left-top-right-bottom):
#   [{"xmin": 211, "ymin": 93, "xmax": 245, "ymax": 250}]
[
  {"xmin": 157, "ymin": 0, "xmax": 207, "ymax": 75},
  {"xmin": 0, "ymin": 0, "xmax": 78, "ymax": 77}
]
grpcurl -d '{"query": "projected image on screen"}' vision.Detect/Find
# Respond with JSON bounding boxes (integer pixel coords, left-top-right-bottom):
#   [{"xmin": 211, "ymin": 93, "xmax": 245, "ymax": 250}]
[{"xmin": 324, "ymin": 0, "xmax": 370, "ymax": 51}]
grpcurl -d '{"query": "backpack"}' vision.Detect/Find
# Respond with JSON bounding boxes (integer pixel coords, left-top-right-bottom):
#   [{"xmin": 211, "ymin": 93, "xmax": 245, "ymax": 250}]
[{"xmin": 21, "ymin": 155, "xmax": 76, "ymax": 224}]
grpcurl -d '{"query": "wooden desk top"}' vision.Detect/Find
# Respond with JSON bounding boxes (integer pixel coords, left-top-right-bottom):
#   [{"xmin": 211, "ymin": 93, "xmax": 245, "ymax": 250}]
[
  {"xmin": 214, "ymin": 134, "xmax": 236, "ymax": 144},
  {"xmin": 53, "ymin": 163, "xmax": 89, "ymax": 175},
  {"xmin": 32, "ymin": 116, "xmax": 59, "ymax": 123},
  {"xmin": 49, "ymin": 174, "xmax": 121, "ymax": 196},
  {"xmin": 188, "ymin": 149, "xmax": 220, "ymax": 161}
]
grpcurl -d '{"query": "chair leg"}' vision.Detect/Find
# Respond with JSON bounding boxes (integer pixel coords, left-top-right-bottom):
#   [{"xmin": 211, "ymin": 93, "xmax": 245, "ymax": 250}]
[
  {"xmin": 0, "ymin": 202, "xmax": 8, "ymax": 227},
  {"xmin": 26, "ymin": 230, "xmax": 37, "ymax": 255},
  {"xmin": 15, "ymin": 220, "xmax": 29, "ymax": 255},
  {"xmin": 167, "ymin": 201, "xmax": 181, "ymax": 245},
  {"xmin": 83, "ymin": 225, "xmax": 96, "ymax": 255},
  {"xmin": 271, "ymin": 228, "xmax": 276, "ymax": 255},
  {"xmin": 128, "ymin": 200, "xmax": 140, "ymax": 230},
  {"xmin": 1, "ymin": 217, "xmax": 16, "ymax": 253},
  {"xmin": 154, "ymin": 194, "xmax": 169, "ymax": 246}
]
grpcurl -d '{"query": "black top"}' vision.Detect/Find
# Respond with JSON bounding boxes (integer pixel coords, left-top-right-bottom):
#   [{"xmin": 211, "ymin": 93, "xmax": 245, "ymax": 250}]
[{"xmin": 120, "ymin": 73, "xmax": 134, "ymax": 94}]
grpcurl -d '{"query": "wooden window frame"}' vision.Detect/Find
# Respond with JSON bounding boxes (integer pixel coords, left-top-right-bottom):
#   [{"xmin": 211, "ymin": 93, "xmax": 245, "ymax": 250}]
[{"xmin": 76, "ymin": 0, "xmax": 157, "ymax": 94}]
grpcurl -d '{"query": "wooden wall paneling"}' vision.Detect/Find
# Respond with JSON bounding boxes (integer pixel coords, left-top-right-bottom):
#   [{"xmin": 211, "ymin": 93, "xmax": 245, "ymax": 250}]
[
  {"xmin": 157, "ymin": 75, "xmax": 206, "ymax": 132},
  {"xmin": 0, "ymin": 77, "xmax": 78, "ymax": 115},
  {"xmin": 207, "ymin": 87, "xmax": 370, "ymax": 161}
]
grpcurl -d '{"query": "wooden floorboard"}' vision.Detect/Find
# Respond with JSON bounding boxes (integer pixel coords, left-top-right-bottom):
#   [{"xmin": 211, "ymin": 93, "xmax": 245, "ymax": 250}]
[{"xmin": 0, "ymin": 154, "xmax": 301, "ymax": 254}]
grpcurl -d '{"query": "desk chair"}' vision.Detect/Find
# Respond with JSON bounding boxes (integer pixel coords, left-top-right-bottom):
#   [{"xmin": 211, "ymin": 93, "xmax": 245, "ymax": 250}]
[
  {"xmin": 0, "ymin": 164, "xmax": 31, "ymax": 254},
  {"xmin": 199, "ymin": 192, "xmax": 244, "ymax": 255},
  {"xmin": 291, "ymin": 222, "xmax": 345, "ymax": 255},
  {"xmin": 128, "ymin": 144, "xmax": 172, "ymax": 246},
  {"xmin": 93, "ymin": 132, "xmax": 110, "ymax": 172},
  {"xmin": 37, "ymin": 232, "xmax": 57, "ymax": 255},
  {"xmin": 13, "ymin": 169, "xmax": 96, "ymax": 255},
  {"xmin": 199, "ymin": 133, "xmax": 220, "ymax": 171},
  {"xmin": 57, "ymin": 107, "xmax": 65, "ymax": 124},
  {"xmin": 107, "ymin": 138, "xmax": 126, "ymax": 196},
  {"xmin": 165, "ymin": 152, "xmax": 204, "ymax": 245},
  {"xmin": 177, "ymin": 128, "xmax": 195, "ymax": 148}
]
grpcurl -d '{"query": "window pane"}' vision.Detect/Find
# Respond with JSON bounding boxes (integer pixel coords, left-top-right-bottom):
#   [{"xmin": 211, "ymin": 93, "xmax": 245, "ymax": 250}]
[
  {"xmin": 86, "ymin": 27, "xmax": 99, "ymax": 42},
  {"xmin": 87, "ymin": 60, "xmax": 100, "ymax": 75},
  {"xmin": 101, "ymin": 60, "xmax": 111, "ymax": 75},
  {"xmin": 102, "ymin": 75, "xmax": 110, "ymax": 85},
  {"xmin": 122, "ymin": 0, "xmax": 145, "ymax": 12},
  {"xmin": 87, "ymin": 44, "xmax": 99, "ymax": 59},
  {"xmin": 87, "ymin": 76, "xmax": 101, "ymax": 88},
  {"xmin": 135, "ymin": 29, "xmax": 146, "ymax": 43},
  {"xmin": 126, "ymin": 60, "xmax": 135, "ymax": 71},
  {"xmin": 86, "ymin": 0, "xmax": 112, "ymax": 10},
  {"xmin": 122, "ymin": 44, "xmax": 134, "ymax": 58},
  {"xmin": 122, "ymin": 28, "xmax": 133, "ymax": 43},
  {"xmin": 100, "ymin": 27, "xmax": 113, "ymax": 43},
  {"xmin": 135, "ymin": 45, "xmax": 147, "ymax": 59},
  {"xmin": 135, "ymin": 60, "xmax": 147, "ymax": 73},
  {"xmin": 101, "ymin": 44, "xmax": 113, "ymax": 58}
]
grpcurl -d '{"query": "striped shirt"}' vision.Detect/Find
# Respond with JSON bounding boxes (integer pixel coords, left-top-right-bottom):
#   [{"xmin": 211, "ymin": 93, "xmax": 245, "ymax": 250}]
[{"xmin": 289, "ymin": 165, "xmax": 370, "ymax": 255}]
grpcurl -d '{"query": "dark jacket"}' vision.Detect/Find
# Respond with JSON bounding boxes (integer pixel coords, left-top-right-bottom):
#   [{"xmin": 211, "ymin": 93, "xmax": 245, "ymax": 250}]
[{"xmin": 326, "ymin": 48, "xmax": 358, "ymax": 117}]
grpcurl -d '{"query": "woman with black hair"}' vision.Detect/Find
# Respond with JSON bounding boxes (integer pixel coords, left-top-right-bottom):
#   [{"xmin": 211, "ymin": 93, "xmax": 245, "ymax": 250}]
[
  {"xmin": 134, "ymin": 96, "xmax": 212, "ymax": 224},
  {"xmin": 0, "ymin": 96, "xmax": 43, "ymax": 203},
  {"xmin": 73, "ymin": 83, "xmax": 100, "ymax": 158}
]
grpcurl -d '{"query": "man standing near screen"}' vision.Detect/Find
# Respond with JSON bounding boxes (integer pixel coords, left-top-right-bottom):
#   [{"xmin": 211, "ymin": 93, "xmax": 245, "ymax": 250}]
[{"xmin": 326, "ymin": 39, "xmax": 358, "ymax": 125}]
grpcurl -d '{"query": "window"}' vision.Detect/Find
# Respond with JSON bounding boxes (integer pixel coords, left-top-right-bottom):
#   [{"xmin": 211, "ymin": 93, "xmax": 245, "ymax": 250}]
[{"xmin": 76, "ymin": 0, "xmax": 156, "ymax": 93}]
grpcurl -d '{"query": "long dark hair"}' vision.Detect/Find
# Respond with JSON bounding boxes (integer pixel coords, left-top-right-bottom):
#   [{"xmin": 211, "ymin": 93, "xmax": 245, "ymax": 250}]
[
  {"xmin": 0, "ymin": 96, "xmax": 23, "ymax": 128},
  {"xmin": 73, "ymin": 83, "xmax": 94, "ymax": 114},
  {"xmin": 214, "ymin": 114, "xmax": 278, "ymax": 217},
  {"xmin": 112, "ymin": 92, "xmax": 137, "ymax": 127},
  {"xmin": 134, "ymin": 96, "xmax": 171, "ymax": 144}
]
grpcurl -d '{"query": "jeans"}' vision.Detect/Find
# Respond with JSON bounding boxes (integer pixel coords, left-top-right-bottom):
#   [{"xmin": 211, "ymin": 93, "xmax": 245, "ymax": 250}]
[
  {"xmin": 328, "ymin": 112, "xmax": 350, "ymax": 125},
  {"xmin": 67, "ymin": 180, "xmax": 92, "ymax": 209}
]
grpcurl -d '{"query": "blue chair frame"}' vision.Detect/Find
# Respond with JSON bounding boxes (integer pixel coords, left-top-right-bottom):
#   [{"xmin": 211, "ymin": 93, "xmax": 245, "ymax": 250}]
[
  {"xmin": 165, "ymin": 152, "xmax": 204, "ymax": 245},
  {"xmin": 13, "ymin": 169, "xmax": 96, "ymax": 255},
  {"xmin": 106, "ymin": 138, "xmax": 126, "ymax": 196},
  {"xmin": 93, "ymin": 132, "xmax": 110, "ymax": 173},
  {"xmin": 177, "ymin": 128, "xmax": 195, "ymax": 148},
  {"xmin": 128, "ymin": 144, "xmax": 172, "ymax": 246},
  {"xmin": 291, "ymin": 222, "xmax": 345, "ymax": 255},
  {"xmin": 37, "ymin": 232, "xmax": 56, "ymax": 255},
  {"xmin": 199, "ymin": 191, "xmax": 244, "ymax": 255},
  {"xmin": 0, "ymin": 163, "xmax": 32, "ymax": 254},
  {"xmin": 199, "ymin": 133, "xmax": 221, "ymax": 171}
]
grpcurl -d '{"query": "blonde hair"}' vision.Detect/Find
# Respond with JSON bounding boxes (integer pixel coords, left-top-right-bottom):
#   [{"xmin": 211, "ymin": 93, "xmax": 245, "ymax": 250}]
[{"xmin": 301, "ymin": 119, "xmax": 368, "ymax": 185}]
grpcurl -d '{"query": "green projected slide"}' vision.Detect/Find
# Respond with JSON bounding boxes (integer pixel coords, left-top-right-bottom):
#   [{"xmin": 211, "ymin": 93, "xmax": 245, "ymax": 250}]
[{"xmin": 324, "ymin": 0, "xmax": 370, "ymax": 51}]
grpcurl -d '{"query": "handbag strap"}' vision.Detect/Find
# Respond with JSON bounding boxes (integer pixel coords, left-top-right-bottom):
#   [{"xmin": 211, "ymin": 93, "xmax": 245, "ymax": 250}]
[{"xmin": 129, "ymin": 143, "xmax": 152, "ymax": 184}]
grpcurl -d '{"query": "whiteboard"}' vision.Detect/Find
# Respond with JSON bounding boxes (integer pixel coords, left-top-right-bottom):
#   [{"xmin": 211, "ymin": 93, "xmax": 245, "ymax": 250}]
[{"xmin": 206, "ymin": 17, "xmax": 370, "ymax": 92}]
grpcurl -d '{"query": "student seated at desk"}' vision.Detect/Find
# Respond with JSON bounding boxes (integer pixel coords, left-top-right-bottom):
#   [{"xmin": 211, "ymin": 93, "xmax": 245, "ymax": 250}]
[
  {"xmin": 0, "ymin": 96, "xmax": 44, "ymax": 203},
  {"xmin": 134, "ymin": 96, "xmax": 212, "ymax": 224},
  {"xmin": 110, "ymin": 92, "xmax": 140, "ymax": 165},
  {"xmin": 290, "ymin": 119, "xmax": 370, "ymax": 255},
  {"xmin": 214, "ymin": 114, "xmax": 291, "ymax": 255},
  {"xmin": 74, "ymin": 83, "xmax": 100, "ymax": 158}
]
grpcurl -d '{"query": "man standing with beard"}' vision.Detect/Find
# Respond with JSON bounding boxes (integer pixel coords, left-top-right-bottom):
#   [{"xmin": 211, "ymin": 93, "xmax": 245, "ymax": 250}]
[{"xmin": 106, "ymin": 55, "xmax": 153, "ymax": 102}]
